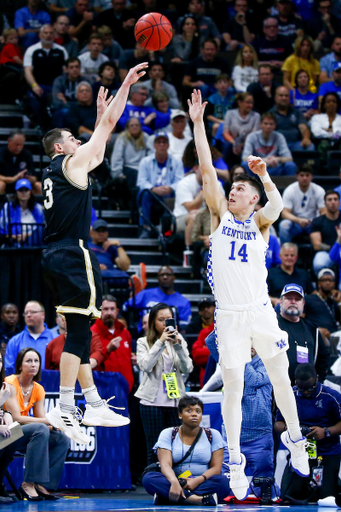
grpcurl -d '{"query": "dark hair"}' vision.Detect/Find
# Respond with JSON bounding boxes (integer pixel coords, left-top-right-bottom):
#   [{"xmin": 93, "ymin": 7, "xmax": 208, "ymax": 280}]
[
  {"xmin": 1, "ymin": 303, "xmax": 18, "ymax": 315},
  {"xmin": 295, "ymin": 363, "xmax": 317, "ymax": 381},
  {"xmin": 183, "ymin": 139, "xmax": 197, "ymax": 168},
  {"xmin": 201, "ymin": 37, "xmax": 218, "ymax": 49},
  {"xmin": 229, "ymin": 165, "xmax": 245, "ymax": 182},
  {"xmin": 259, "ymin": 63, "xmax": 272, "ymax": 72},
  {"xmin": 15, "ymin": 347, "xmax": 42, "ymax": 381},
  {"xmin": 13, "ymin": 190, "xmax": 36, "ymax": 211},
  {"xmin": 294, "ymin": 68, "xmax": 309, "ymax": 88},
  {"xmin": 89, "ymin": 32, "xmax": 102, "ymax": 43},
  {"xmin": 178, "ymin": 395, "xmax": 204, "ymax": 414},
  {"xmin": 261, "ymin": 111, "xmax": 276, "ymax": 123},
  {"xmin": 324, "ymin": 189, "xmax": 340, "ymax": 200},
  {"xmin": 149, "ymin": 61, "xmax": 165, "ymax": 72},
  {"xmin": 297, "ymin": 163, "xmax": 313, "ymax": 175},
  {"xmin": 235, "ymin": 92, "xmax": 253, "ymax": 105},
  {"xmin": 233, "ymin": 174, "xmax": 263, "ymax": 200},
  {"xmin": 66, "ymin": 56, "xmax": 80, "ymax": 66},
  {"xmin": 102, "ymin": 294, "xmax": 118, "ymax": 304},
  {"xmin": 180, "ymin": 15, "xmax": 200, "ymax": 60},
  {"xmin": 147, "ymin": 302, "xmax": 173, "ymax": 347},
  {"xmin": 42, "ymin": 128, "xmax": 72, "ymax": 159},
  {"xmin": 215, "ymin": 73, "xmax": 230, "ymax": 83},
  {"xmin": 320, "ymin": 92, "xmax": 341, "ymax": 113},
  {"xmin": 98, "ymin": 60, "xmax": 117, "ymax": 77},
  {"xmin": 152, "ymin": 91, "xmax": 169, "ymax": 109},
  {"xmin": 8, "ymin": 129, "xmax": 24, "ymax": 140}
]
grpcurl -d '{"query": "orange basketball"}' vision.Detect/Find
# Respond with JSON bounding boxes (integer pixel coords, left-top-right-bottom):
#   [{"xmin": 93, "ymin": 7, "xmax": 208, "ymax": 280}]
[{"xmin": 134, "ymin": 13, "xmax": 173, "ymax": 51}]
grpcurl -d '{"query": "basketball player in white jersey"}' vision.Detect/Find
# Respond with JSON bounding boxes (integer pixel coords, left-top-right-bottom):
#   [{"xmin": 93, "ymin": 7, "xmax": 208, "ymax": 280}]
[{"xmin": 188, "ymin": 90, "xmax": 309, "ymax": 500}]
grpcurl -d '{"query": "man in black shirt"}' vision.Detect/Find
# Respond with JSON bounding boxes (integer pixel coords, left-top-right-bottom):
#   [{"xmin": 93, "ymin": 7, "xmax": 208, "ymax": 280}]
[
  {"xmin": 66, "ymin": 0, "xmax": 97, "ymax": 48},
  {"xmin": 0, "ymin": 303, "xmax": 20, "ymax": 357},
  {"xmin": 41, "ymin": 63, "xmax": 147, "ymax": 445},
  {"xmin": 304, "ymin": 268, "xmax": 340, "ymax": 342},
  {"xmin": 252, "ymin": 17, "xmax": 292, "ymax": 69},
  {"xmin": 310, "ymin": 190, "xmax": 341, "ymax": 277},
  {"xmin": 0, "ymin": 130, "xmax": 40, "ymax": 194},
  {"xmin": 222, "ymin": 0, "xmax": 257, "ymax": 50},
  {"xmin": 247, "ymin": 64, "xmax": 279, "ymax": 114},
  {"xmin": 277, "ymin": 284, "xmax": 330, "ymax": 385},
  {"xmin": 275, "ymin": 0, "xmax": 304, "ymax": 43},
  {"xmin": 98, "ymin": 0, "xmax": 136, "ymax": 49},
  {"xmin": 267, "ymin": 242, "xmax": 314, "ymax": 306}
]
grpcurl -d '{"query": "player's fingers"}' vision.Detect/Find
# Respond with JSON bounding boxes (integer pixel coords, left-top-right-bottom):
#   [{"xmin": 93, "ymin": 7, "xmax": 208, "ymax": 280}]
[{"xmin": 136, "ymin": 61, "xmax": 149, "ymax": 70}]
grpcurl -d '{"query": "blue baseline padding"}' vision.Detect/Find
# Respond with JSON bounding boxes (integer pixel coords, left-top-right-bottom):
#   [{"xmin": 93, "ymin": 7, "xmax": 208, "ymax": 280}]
[{"xmin": 7, "ymin": 369, "xmax": 131, "ymax": 490}]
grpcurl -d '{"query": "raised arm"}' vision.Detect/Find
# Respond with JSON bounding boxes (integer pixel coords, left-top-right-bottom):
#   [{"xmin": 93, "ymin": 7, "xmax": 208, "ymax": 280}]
[{"xmin": 188, "ymin": 90, "xmax": 226, "ymax": 225}]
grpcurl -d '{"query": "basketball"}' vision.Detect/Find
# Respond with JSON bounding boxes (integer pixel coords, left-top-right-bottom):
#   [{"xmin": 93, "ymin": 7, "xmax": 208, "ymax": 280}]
[{"xmin": 134, "ymin": 13, "xmax": 173, "ymax": 51}]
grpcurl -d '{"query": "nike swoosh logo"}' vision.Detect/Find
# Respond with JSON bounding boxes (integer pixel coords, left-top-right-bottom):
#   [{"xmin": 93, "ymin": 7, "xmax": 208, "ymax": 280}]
[{"xmin": 263, "ymin": 301, "xmax": 268, "ymax": 306}]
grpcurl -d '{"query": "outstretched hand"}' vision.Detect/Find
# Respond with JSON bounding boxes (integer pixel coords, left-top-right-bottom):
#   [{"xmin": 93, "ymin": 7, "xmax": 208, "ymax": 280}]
[
  {"xmin": 247, "ymin": 155, "xmax": 267, "ymax": 177},
  {"xmin": 187, "ymin": 89, "xmax": 207, "ymax": 124},
  {"xmin": 123, "ymin": 62, "xmax": 149, "ymax": 86},
  {"xmin": 97, "ymin": 86, "xmax": 113, "ymax": 118}
]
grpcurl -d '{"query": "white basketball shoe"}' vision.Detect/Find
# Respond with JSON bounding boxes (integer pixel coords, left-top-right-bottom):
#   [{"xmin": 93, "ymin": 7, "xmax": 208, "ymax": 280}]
[
  {"xmin": 280, "ymin": 431, "xmax": 309, "ymax": 477},
  {"xmin": 83, "ymin": 396, "xmax": 130, "ymax": 427},
  {"xmin": 227, "ymin": 454, "xmax": 250, "ymax": 501},
  {"xmin": 46, "ymin": 404, "xmax": 90, "ymax": 445}
]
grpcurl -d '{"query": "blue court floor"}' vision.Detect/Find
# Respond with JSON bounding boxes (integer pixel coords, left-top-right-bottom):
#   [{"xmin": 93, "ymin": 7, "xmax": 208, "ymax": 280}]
[{"xmin": 1, "ymin": 487, "xmax": 330, "ymax": 512}]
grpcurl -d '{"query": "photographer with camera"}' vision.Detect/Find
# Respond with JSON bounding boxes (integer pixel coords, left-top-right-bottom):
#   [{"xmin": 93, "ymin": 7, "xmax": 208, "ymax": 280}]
[
  {"xmin": 142, "ymin": 395, "xmax": 229, "ymax": 506},
  {"xmin": 136, "ymin": 303, "xmax": 193, "ymax": 464},
  {"xmin": 275, "ymin": 363, "xmax": 341, "ymax": 502}
]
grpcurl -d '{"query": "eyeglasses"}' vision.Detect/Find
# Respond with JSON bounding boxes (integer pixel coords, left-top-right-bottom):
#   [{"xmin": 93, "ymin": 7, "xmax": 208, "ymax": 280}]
[
  {"xmin": 158, "ymin": 273, "xmax": 173, "ymax": 277},
  {"xmin": 301, "ymin": 195, "xmax": 307, "ymax": 208},
  {"xmin": 296, "ymin": 381, "xmax": 317, "ymax": 393},
  {"xmin": 23, "ymin": 310, "xmax": 43, "ymax": 317},
  {"xmin": 264, "ymin": 24, "xmax": 278, "ymax": 28}
]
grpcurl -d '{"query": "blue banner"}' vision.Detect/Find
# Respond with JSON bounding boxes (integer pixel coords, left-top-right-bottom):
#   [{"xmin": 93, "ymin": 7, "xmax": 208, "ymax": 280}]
[{"xmin": 7, "ymin": 370, "xmax": 131, "ymax": 490}]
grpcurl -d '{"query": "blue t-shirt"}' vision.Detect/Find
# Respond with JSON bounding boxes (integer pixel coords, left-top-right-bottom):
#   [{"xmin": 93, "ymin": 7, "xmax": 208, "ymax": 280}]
[
  {"xmin": 291, "ymin": 0, "xmax": 316, "ymax": 20},
  {"xmin": 208, "ymin": 90, "xmax": 236, "ymax": 120},
  {"xmin": 290, "ymin": 89, "xmax": 318, "ymax": 113},
  {"xmin": 154, "ymin": 427, "xmax": 226, "ymax": 477},
  {"xmin": 266, "ymin": 235, "xmax": 281, "ymax": 269},
  {"xmin": 335, "ymin": 184, "xmax": 341, "ymax": 210},
  {"xmin": 319, "ymin": 82, "xmax": 341, "ymax": 111},
  {"xmin": 88, "ymin": 241, "xmax": 118, "ymax": 270},
  {"xmin": 14, "ymin": 7, "xmax": 51, "ymax": 47}
]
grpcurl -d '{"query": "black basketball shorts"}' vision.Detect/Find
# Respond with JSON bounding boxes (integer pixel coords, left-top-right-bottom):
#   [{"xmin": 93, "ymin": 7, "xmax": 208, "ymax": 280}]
[{"xmin": 42, "ymin": 239, "xmax": 102, "ymax": 318}]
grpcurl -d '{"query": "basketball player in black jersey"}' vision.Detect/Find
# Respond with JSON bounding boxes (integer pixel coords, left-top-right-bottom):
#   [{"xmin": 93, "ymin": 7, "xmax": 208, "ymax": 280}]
[{"xmin": 41, "ymin": 63, "xmax": 148, "ymax": 445}]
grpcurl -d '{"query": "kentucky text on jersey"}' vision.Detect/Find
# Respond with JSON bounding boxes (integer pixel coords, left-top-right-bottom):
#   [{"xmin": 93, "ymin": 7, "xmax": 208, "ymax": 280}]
[{"xmin": 221, "ymin": 225, "xmax": 257, "ymax": 240}]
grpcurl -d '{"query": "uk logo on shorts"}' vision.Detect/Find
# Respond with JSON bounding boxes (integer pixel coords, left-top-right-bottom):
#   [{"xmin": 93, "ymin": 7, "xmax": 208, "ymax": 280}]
[{"xmin": 276, "ymin": 338, "xmax": 287, "ymax": 350}]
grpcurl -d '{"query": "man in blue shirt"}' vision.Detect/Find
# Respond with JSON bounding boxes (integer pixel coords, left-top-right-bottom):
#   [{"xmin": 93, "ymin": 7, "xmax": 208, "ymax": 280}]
[
  {"xmin": 15, "ymin": 0, "xmax": 51, "ymax": 48},
  {"xmin": 318, "ymin": 62, "xmax": 341, "ymax": 108},
  {"xmin": 5, "ymin": 301, "xmax": 54, "ymax": 374},
  {"xmin": 275, "ymin": 363, "xmax": 341, "ymax": 501},
  {"xmin": 118, "ymin": 83, "xmax": 157, "ymax": 135},
  {"xmin": 319, "ymin": 36, "xmax": 341, "ymax": 83},
  {"xmin": 123, "ymin": 265, "xmax": 192, "ymax": 329}
]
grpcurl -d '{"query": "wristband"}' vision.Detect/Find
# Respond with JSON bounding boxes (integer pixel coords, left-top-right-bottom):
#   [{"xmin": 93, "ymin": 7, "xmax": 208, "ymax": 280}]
[
  {"xmin": 259, "ymin": 172, "xmax": 271, "ymax": 184},
  {"xmin": 116, "ymin": 245, "xmax": 122, "ymax": 249},
  {"xmin": 202, "ymin": 474, "xmax": 207, "ymax": 481},
  {"xmin": 324, "ymin": 427, "xmax": 331, "ymax": 437},
  {"xmin": 31, "ymin": 83, "xmax": 38, "ymax": 89}
]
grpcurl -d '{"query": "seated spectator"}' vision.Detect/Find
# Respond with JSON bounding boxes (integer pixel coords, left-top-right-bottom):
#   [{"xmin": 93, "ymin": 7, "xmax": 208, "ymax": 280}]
[
  {"xmin": 191, "ymin": 206, "xmax": 211, "ymax": 278},
  {"xmin": 50, "ymin": 313, "xmax": 66, "ymax": 340},
  {"xmin": 205, "ymin": 74, "xmax": 236, "ymax": 137},
  {"xmin": 318, "ymin": 63, "xmax": 341, "ymax": 108},
  {"xmin": 183, "ymin": 140, "xmax": 229, "ymax": 183},
  {"xmin": 67, "ymin": 81, "xmax": 97, "ymax": 138},
  {"xmin": 319, "ymin": 36, "xmax": 341, "ymax": 84},
  {"xmin": 0, "ymin": 304, "xmax": 20, "ymax": 357},
  {"xmin": 252, "ymin": 17, "xmax": 292, "ymax": 71},
  {"xmin": 0, "ymin": 28, "xmax": 23, "ymax": 104},
  {"xmin": 277, "ymin": 287, "xmax": 330, "ymax": 384},
  {"xmin": 311, "ymin": 93, "xmax": 341, "ymax": 164},
  {"xmin": 91, "ymin": 295, "xmax": 134, "ymax": 391},
  {"xmin": 143, "ymin": 395, "xmax": 228, "ymax": 506},
  {"xmin": 46, "ymin": 329, "xmax": 103, "ymax": 370},
  {"xmin": 171, "ymin": 14, "xmax": 200, "ymax": 65},
  {"xmin": 177, "ymin": 0, "xmax": 221, "ymax": 47},
  {"xmin": 220, "ymin": 92, "xmax": 260, "ymax": 166},
  {"xmin": 290, "ymin": 69, "xmax": 319, "ymax": 121},
  {"xmin": 305, "ymin": 0, "xmax": 341, "ymax": 53},
  {"xmin": 0, "ymin": 179, "xmax": 45, "ymax": 247},
  {"xmin": 124, "ymin": 267, "xmax": 192, "ymax": 329},
  {"xmin": 66, "ymin": 0, "xmax": 96, "ymax": 49},
  {"xmin": 247, "ymin": 64, "xmax": 279, "ymax": 114},
  {"xmin": 5, "ymin": 301, "xmax": 53, "ymax": 374},
  {"xmin": 304, "ymin": 269, "xmax": 340, "ymax": 341},
  {"xmin": 270, "ymin": 86, "xmax": 314, "ymax": 151},
  {"xmin": 144, "ymin": 63, "xmax": 180, "ymax": 109},
  {"xmin": 53, "ymin": 15, "xmax": 78, "ymax": 57},
  {"xmin": 89, "ymin": 219, "xmax": 131, "ymax": 282},
  {"xmin": 135, "ymin": 304, "xmax": 193, "ymax": 463},
  {"xmin": 275, "ymin": 0, "xmax": 304, "ymax": 43},
  {"xmin": 118, "ymin": 43, "xmax": 151, "ymax": 82},
  {"xmin": 15, "ymin": 0, "xmax": 51, "ymax": 48},
  {"xmin": 118, "ymin": 83, "xmax": 157, "ymax": 135},
  {"xmin": 92, "ymin": 60, "xmax": 121, "ymax": 100},
  {"xmin": 136, "ymin": 133, "xmax": 184, "ymax": 239},
  {"xmin": 242, "ymin": 112, "xmax": 297, "ymax": 176},
  {"xmin": 97, "ymin": 25, "xmax": 122, "ymax": 66},
  {"xmin": 279, "ymin": 164, "xmax": 325, "ymax": 244},
  {"xmin": 282, "ymin": 36, "xmax": 320, "ymax": 93},
  {"xmin": 148, "ymin": 92, "xmax": 177, "ymax": 134},
  {"xmin": 98, "ymin": 0, "xmax": 136, "ymax": 50},
  {"xmin": 267, "ymin": 243, "xmax": 314, "ymax": 306},
  {"xmin": 222, "ymin": 0, "xmax": 256, "ymax": 51},
  {"xmin": 48, "ymin": 0, "xmax": 74, "ymax": 16},
  {"xmin": 166, "ymin": 111, "xmax": 192, "ymax": 161},
  {"xmin": 291, "ymin": 0, "xmax": 317, "ymax": 20},
  {"xmin": 275, "ymin": 364, "xmax": 340, "ymax": 501},
  {"xmin": 192, "ymin": 323, "xmax": 214, "ymax": 386},
  {"xmin": 51, "ymin": 57, "xmax": 85, "ymax": 126},
  {"xmin": 110, "ymin": 118, "xmax": 150, "ymax": 197},
  {"xmin": 0, "ymin": 130, "xmax": 40, "ymax": 195},
  {"xmin": 4, "ymin": 348, "xmax": 69, "ymax": 500},
  {"xmin": 232, "ymin": 44, "xmax": 259, "ymax": 93},
  {"xmin": 24, "ymin": 24, "xmax": 68, "ymax": 128},
  {"xmin": 186, "ymin": 297, "xmax": 215, "ymax": 336},
  {"xmin": 310, "ymin": 190, "xmax": 341, "ymax": 277},
  {"xmin": 183, "ymin": 39, "xmax": 230, "ymax": 99},
  {"xmin": 78, "ymin": 33, "xmax": 109, "ymax": 83}
]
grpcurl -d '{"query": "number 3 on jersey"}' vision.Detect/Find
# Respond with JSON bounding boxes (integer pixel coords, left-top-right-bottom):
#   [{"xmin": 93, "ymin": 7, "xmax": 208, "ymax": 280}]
[
  {"xmin": 44, "ymin": 178, "xmax": 54, "ymax": 209},
  {"xmin": 229, "ymin": 241, "xmax": 248, "ymax": 262}
]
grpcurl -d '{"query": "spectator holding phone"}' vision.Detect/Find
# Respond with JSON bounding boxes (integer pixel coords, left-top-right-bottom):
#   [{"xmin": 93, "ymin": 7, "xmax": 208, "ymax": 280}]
[{"xmin": 135, "ymin": 303, "xmax": 193, "ymax": 464}]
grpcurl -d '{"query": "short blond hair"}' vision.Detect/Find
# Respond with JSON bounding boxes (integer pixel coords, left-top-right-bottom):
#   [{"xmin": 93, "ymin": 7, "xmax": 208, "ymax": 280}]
[{"xmin": 2, "ymin": 28, "xmax": 18, "ymax": 41}]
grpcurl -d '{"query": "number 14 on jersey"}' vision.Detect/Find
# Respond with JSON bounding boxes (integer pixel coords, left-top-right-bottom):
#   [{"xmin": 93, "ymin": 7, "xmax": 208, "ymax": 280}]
[{"xmin": 229, "ymin": 241, "xmax": 248, "ymax": 262}]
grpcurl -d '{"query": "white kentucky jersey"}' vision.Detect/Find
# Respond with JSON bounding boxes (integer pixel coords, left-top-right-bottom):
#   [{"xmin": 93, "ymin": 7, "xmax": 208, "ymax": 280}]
[{"xmin": 207, "ymin": 209, "xmax": 268, "ymax": 306}]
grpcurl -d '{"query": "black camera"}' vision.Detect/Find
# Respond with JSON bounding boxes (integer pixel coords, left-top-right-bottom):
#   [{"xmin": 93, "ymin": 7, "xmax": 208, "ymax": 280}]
[
  {"xmin": 300, "ymin": 425, "xmax": 312, "ymax": 437},
  {"xmin": 252, "ymin": 477, "xmax": 275, "ymax": 505},
  {"xmin": 178, "ymin": 478, "xmax": 187, "ymax": 488}
]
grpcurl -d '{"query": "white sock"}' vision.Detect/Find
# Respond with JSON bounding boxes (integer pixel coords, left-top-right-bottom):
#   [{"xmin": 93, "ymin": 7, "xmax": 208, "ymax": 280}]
[
  {"xmin": 221, "ymin": 364, "xmax": 244, "ymax": 465},
  {"xmin": 82, "ymin": 385, "xmax": 104, "ymax": 408},
  {"xmin": 59, "ymin": 386, "xmax": 75, "ymax": 413}
]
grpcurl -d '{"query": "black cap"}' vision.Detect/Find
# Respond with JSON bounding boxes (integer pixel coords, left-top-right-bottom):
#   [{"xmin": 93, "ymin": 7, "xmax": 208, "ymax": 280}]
[
  {"xmin": 198, "ymin": 297, "xmax": 215, "ymax": 309},
  {"xmin": 92, "ymin": 219, "xmax": 108, "ymax": 230}
]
